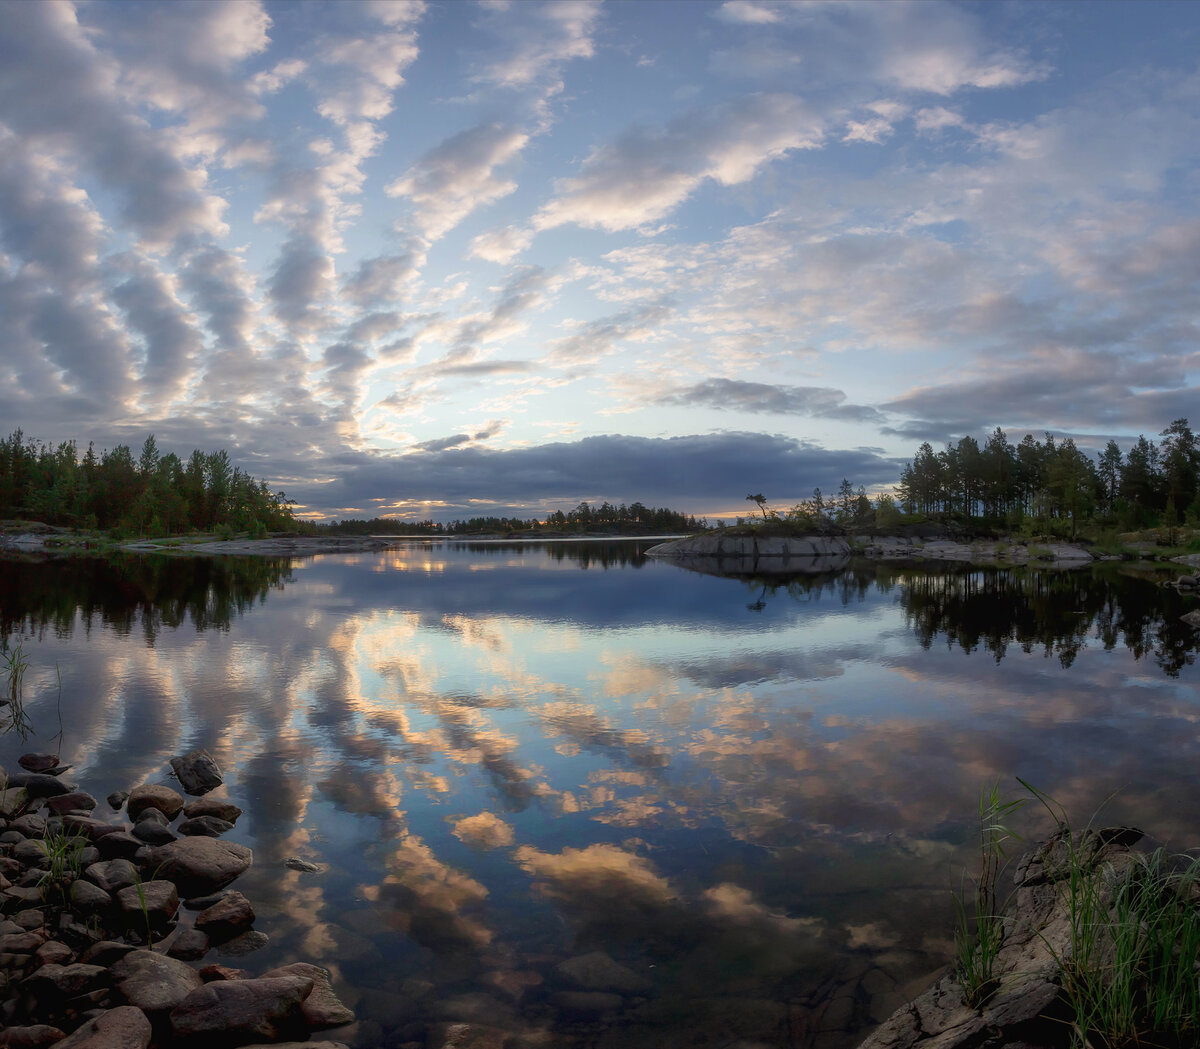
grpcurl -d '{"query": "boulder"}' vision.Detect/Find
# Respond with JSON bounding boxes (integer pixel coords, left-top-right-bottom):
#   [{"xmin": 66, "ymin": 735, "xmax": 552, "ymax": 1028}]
[
  {"xmin": 169, "ymin": 974, "xmax": 314, "ymax": 1044},
  {"xmin": 127, "ymin": 784, "xmax": 185, "ymax": 821},
  {"xmin": 95, "ymin": 831, "xmax": 144, "ymax": 860},
  {"xmin": 143, "ymin": 837, "xmax": 252, "ymax": 898},
  {"xmin": 132, "ymin": 809, "xmax": 177, "ymax": 846},
  {"xmin": 116, "ymin": 879, "xmax": 179, "ymax": 929},
  {"xmin": 263, "ymin": 962, "xmax": 355, "ymax": 1028},
  {"xmin": 179, "ymin": 815, "xmax": 234, "ymax": 837},
  {"xmin": 68, "ymin": 879, "xmax": 112, "ymax": 914},
  {"xmin": 84, "ymin": 859, "xmax": 139, "ymax": 893},
  {"xmin": 169, "ymin": 749, "xmax": 224, "ymax": 796},
  {"xmin": 45, "ymin": 1005, "xmax": 151, "ymax": 1049},
  {"xmin": 45, "ymin": 793, "xmax": 98, "ymax": 815},
  {"xmin": 21, "ymin": 961, "xmax": 107, "ymax": 1001},
  {"xmin": 167, "ymin": 928, "xmax": 211, "ymax": 961},
  {"xmin": 17, "ymin": 754, "xmax": 60, "ymax": 773},
  {"xmin": 183, "ymin": 797, "xmax": 242, "ymax": 824},
  {"xmin": 194, "ymin": 891, "xmax": 255, "ymax": 942},
  {"xmin": 107, "ymin": 790, "xmax": 130, "ymax": 811},
  {"xmin": 109, "ymin": 948, "xmax": 205, "ymax": 1014},
  {"xmin": 3, "ymin": 773, "xmax": 75, "ymax": 798}
]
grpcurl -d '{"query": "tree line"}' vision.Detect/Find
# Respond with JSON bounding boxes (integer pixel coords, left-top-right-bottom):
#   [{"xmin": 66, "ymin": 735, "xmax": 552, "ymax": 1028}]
[
  {"xmin": 895, "ymin": 418, "xmax": 1199, "ymax": 531},
  {"xmin": 0, "ymin": 430, "xmax": 296, "ymax": 537}
]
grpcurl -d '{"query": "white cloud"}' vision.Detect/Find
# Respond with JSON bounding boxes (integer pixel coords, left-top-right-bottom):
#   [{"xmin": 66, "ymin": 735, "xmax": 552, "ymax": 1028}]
[{"xmin": 468, "ymin": 225, "xmax": 535, "ymax": 265}]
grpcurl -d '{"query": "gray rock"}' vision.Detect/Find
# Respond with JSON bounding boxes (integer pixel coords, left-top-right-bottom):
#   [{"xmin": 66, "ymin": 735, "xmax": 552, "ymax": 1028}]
[
  {"xmin": 169, "ymin": 974, "xmax": 314, "ymax": 1044},
  {"xmin": 179, "ymin": 815, "xmax": 233, "ymax": 837},
  {"xmin": 143, "ymin": 837, "xmax": 252, "ymax": 898},
  {"xmin": 283, "ymin": 857, "xmax": 321, "ymax": 873},
  {"xmin": 46, "ymin": 1005, "xmax": 151, "ymax": 1049},
  {"xmin": 169, "ymin": 749, "xmax": 224, "ymax": 796},
  {"xmin": 84, "ymin": 858, "xmax": 139, "ymax": 893},
  {"xmin": 109, "ymin": 948, "xmax": 205, "ymax": 1014},
  {"xmin": 194, "ymin": 891, "xmax": 255, "ymax": 941},
  {"xmin": 264, "ymin": 961, "xmax": 355, "ymax": 1028},
  {"xmin": 126, "ymin": 784, "xmax": 185, "ymax": 821},
  {"xmin": 10, "ymin": 813, "xmax": 46, "ymax": 837},
  {"xmin": 13, "ymin": 839, "xmax": 47, "ymax": 865},
  {"xmin": 183, "ymin": 797, "xmax": 242, "ymax": 824}
]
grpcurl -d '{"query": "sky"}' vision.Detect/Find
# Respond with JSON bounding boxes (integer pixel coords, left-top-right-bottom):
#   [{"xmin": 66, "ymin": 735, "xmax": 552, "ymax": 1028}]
[{"xmin": 2, "ymin": 0, "xmax": 1199, "ymax": 522}]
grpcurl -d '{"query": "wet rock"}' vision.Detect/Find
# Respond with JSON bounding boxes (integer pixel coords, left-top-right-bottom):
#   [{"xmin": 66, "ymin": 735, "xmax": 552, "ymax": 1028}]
[
  {"xmin": 144, "ymin": 837, "xmax": 252, "ymax": 898},
  {"xmin": 194, "ymin": 891, "xmax": 255, "ymax": 942},
  {"xmin": 179, "ymin": 815, "xmax": 233, "ymax": 837},
  {"xmin": 183, "ymin": 797, "xmax": 241, "ymax": 824},
  {"xmin": 47, "ymin": 1005, "xmax": 151, "ymax": 1049},
  {"xmin": 84, "ymin": 859, "xmax": 139, "ymax": 893},
  {"xmin": 555, "ymin": 951, "xmax": 649, "ymax": 992},
  {"xmin": 263, "ymin": 962, "xmax": 355, "ymax": 1028},
  {"xmin": 109, "ymin": 948, "xmax": 205, "ymax": 1015},
  {"xmin": 17, "ymin": 755, "xmax": 59, "ymax": 774},
  {"xmin": 167, "ymin": 928, "xmax": 210, "ymax": 961},
  {"xmin": 126, "ymin": 784, "xmax": 185, "ymax": 822},
  {"xmin": 169, "ymin": 749, "xmax": 223, "ymax": 796},
  {"xmin": 45, "ymin": 793, "xmax": 97, "ymax": 815},
  {"xmin": 0, "ymin": 1025, "xmax": 67, "ymax": 1049},
  {"xmin": 116, "ymin": 880, "xmax": 179, "ymax": 931},
  {"xmin": 169, "ymin": 973, "xmax": 314, "ymax": 1044}
]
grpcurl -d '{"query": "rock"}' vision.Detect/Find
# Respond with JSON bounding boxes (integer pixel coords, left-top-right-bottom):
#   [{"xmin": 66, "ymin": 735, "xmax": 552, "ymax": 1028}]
[
  {"xmin": 126, "ymin": 784, "xmax": 185, "ymax": 821},
  {"xmin": 183, "ymin": 797, "xmax": 241, "ymax": 824},
  {"xmin": 95, "ymin": 832, "xmax": 144, "ymax": 860},
  {"xmin": 427, "ymin": 1025, "xmax": 509, "ymax": 1049},
  {"xmin": 62, "ymin": 816, "xmax": 121, "ymax": 841},
  {"xmin": 3, "ymin": 773, "xmax": 74, "ymax": 798},
  {"xmin": 116, "ymin": 879, "xmax": 179, "ymax": 930},
  {"xmin": 216, "ymin": 930, "xmax": 269, "ymax": 957},
  {"xmin": 238, "ymin": 1044, "xmax": 349, "ymax": 1049},
  {"xmin": 179, "ymin": 815, "xmax": 233, "ymax": 837},
  {"xmin": 68, "ymin": 879, "xmax": 112, "ymax": 914},
  {"xmin": 33, "ymin": 940, "xmax": 74, "ymax": 967},
  {"xmin": 132, "ymin": 809, "xmax": 178, "ymax": 845},
  {"xmin": 109, "ymin": 948, "xmax": 205, "ymax": 1014},
  {"xmin": 45, "ymin": 793, "xmax": 97, "ymax": 815},
  {"xmin": 199, "ymin": 963, "xmax": 248, "ymax": 982},
  {"xmin": 107, "ymin": 791, "xmax": 130, "ymax": 811},
  {"xmin": 0, "ymin": 787, "xmax": 30, "ymax": 818},
  {"xmin": 22, "ymin": 961, "xmax": 107, "ymax": 1001},
  {"xmin": 1177, "ymin": 574, "xmax": 1198, "ymax": 587},
  {"xmin": 1182, "ymin": 610, "xmax": 1200, "ymax": 629},
  {"xmin": 84, "ymin": 859, "xmax": 139, "ymax": 893},
  {"xmin": 169, "ymin": 749, "xmax": 223, "ymax": 796},
  {"xmin": 169, "ymin": 974, "xmax": 315, "ymax": 1044},
  {"xmin": 167, "ymin": 928, "xmax": 210, "ymax": 961},
  {"xmin": 263, "ymin": 962, "xmax": 355, "ymax": 1028},
  {"xmin": 182, "ymin": 890, "xmax": 229, "ymax": 911},
  {"xmin": 0, "ymin": 1025, "xmax": 67, "ymax": 1049},
  {"xmin": 13, "ymin": 839, "xmax": 47, "ymax": 865},
  {"xmin": 194, "ymin": 891, "xmax": 255, "ymax": 942},
  {"xmin": 143, "ymin": 837, "xmax": 252, "ymax": 898},
  {"xmin": 45, "ymin": 1005, "xmax": 151, "ymax": 1049},
  {"xmin": 10, "ymin": 814, "xmax": 47, "ymax": 837},
  {"xmin": 80, "ymin": 940, "xmax": 137, "ymax": 966},
  {"xmin": 283, "ymin": 857, "xmax": 321, "ymax": 873},
  {"xmin": 17, "ymin": 755, "xmax": 59, "ymax": 774},
  {"xmin": 555, "ymin": 950, "xmax": 648, "ymax": 992}
]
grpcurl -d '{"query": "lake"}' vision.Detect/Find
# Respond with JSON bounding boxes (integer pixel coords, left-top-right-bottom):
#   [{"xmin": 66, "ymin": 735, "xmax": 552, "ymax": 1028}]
[{"xmin": 1, "ymin": 541, "xmax": 1198, "ymax": 1049}]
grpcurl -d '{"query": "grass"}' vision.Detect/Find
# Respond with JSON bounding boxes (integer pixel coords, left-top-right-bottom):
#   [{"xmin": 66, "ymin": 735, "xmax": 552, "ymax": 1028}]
[
  {"xmin": 0, "ymin": 639, "xmax": 33, "ymax": 740},
  {"xmin": 955, "ymin": 779, "xmax": 1200, "ymax": 1047},
  {"xmin": 37, "ymin": 824, "xmax": 89, "ymax": 904}
]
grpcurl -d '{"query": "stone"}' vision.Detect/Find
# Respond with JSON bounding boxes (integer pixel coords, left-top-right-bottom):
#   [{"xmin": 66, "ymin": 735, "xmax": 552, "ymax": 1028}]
[
  {"xmin": 555, "ymin": 950, "xmax": 648, "ymax": 992},
  {"xmin": 169, "ymin": 749, "xmax": 223, "ymax": 796},
  {"xmin": 263, "ymin": 962, "xmax": 355, "ymax": 1028},
  {"xmin": 3, "ymin": 773, "xmax": 74, "ymax": 798},
  {"xmin": 33, "ymin": 940, "xmax": 74, "ymax": 967},
  {"xmin": 216, "ymin": 930, "xmax": 269, "ymax": 957},
  {"xmin": 22, "ymin": 961, "xmax": 107, "ymax": 1000},
  {"xmin": 428, "ymin": 1026, "xmax": 508, "ymax": 1049},
  {"xmin": 132, "ymin": 810, "xmax": 178, "ymax": 845},
  {"xmin": 95, "ymin": 832, "xmax": 145, "ymax": 860},
  {"xmin": 182, "ymin": 890, "xmax": 229, "ymax": 910},
  {"xmin": 0, "ymin": 788, "xmax": 30, "ymax": 818},
  {"xmin": 179, "ymin": 815, "xmax": 234, "ymax": 837},
  {"xmin": 199, "ymin": 963, "xmax": 248, "ymax": 981},
  {"xmin": 283, "ymin": 857, "xmax": 321, "ymax": 873},
  {"xmin": 12, "ymin": 839, "xmax": 47, "ymax": 865},
  {"xmin": 107, "ymin": 790, "xmax": 129, "ymax": 811},
  {"xmin": 169, "ymin": 974, "xmax": 314, "ymax": 1044},
  {"xmin": 46, "ymin": 1005, "xmax": 152, "ymax": 1049},
  {"xmin": 183, "ymin": 797, "xmax": 241, "ymax": 824},
  {"xmin": 109, "ymin": 948, "xmax": 205, "ymax": 1014},
  {"xmin": 126, "ymin": 784, "xmax": 185, "ymax": 821},
  {"xmin": 45, "ymin": 793, "xmax": 97, "ymax": 815},
  {"xmin": 194, "ymin": 891, "xmax": 255, "ymax": 941},
  {"xmin": 80, "ymin": 940, "xmax": 137, "ymax": 966},
  {"xmin": 10, "ymin": 814, "xmax": 46, "ymax": 837},
  {"xmin": 0, "ymin": 1025, "xmax": 67, "ymax": 1049},
  {"xmin": 116, "ymin": 879, "xmax": 179, "ymax": 928},
  {"xmin": 60, "ymin": 817, "xmax": 118, "ymax": 843},
  {"xmin": 167, "ymin": 928, "xmax": 210, "ymax": 961},
  {"xmin": 16, "ymin": 754, "xmax": 59, "ymax": 774},
  {"xmin": 239, "ymin": 1044, "xmax": 349, "ymax": 1049},
  {"xmin": 143, "ymin": 837, "xmax": 252, "ymax": 898},
  {"xmin": 84, "ymin": 859, "xmax": 139, "ymax": 893},
  {"xmin": 68, "ymin": 879, "xmax": 112, "ymax": 914},
  {"xmin": 1182, "ymin": 610, "xmax": 1200, "ymax": 629}
]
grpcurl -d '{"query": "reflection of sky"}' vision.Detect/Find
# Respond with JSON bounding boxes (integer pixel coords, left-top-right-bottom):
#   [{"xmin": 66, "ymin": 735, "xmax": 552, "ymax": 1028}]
[{"xmin": 2, "ymin": 546, "xmax": 1199, "ymax": 1048}]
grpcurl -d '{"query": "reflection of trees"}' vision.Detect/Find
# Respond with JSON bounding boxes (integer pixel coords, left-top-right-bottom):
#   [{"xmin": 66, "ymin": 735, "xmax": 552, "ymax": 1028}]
[
  {"xmin": 453, "ymin": 540, "xmax": 651, "ymax": 569},
  {"xmin": 897, "ymin": 565, "xmax": 1198, "ymax": 675},
  {"xmin": 0, "ymin": 554, "xmax": 295, "ymax": 643}
]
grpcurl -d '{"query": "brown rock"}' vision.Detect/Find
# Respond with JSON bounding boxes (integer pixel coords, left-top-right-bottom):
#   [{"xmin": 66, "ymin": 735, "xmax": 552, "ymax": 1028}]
[
  {"xmin": 183, "ymin": 797, "xmax": 242, "ymax": 824},
  {"xmin": 84, "ymin": 859, "xmax": 139, "ymax": 893},
  {"xmin": 263, "ymin": 962, "xmax": 355, "ymax": 1028},
  {"xmin": 167, "ymin": 928, "xmax": 210, "ymax": 961},
  {"xmin": 179, "ymin": 815, "xmax": 234, "ymax": 837},
  {"xmin": 22, "ymin": 961, "xmax": 107, "ymax": 1000},
  {"xmin": 17, "ymin": 754, "xmax": 60, "ymax": 773},
  {"xmin": 199, "ymin": 963, "xmax": 248, "ymax": 982},
  {"xmin": 169, "ymin": 974, "xmax": 315, "ymax": 1044},
  {"xmin": 95, "ymin": 831, "xmax": 144, "ymax": 860},
  {"xmin": 143, "ymin": 837, "xmax": 252, "ymax": 898},
  {"xmin": 45, "ymin": 793, "xmax": 98, "ymax": 815},
  {"xmin": 0, "ymin": 1025, "xmax": 67, "ymax": 1049},
  {"xmin": 33, "ymin": 940, "xmax": 74, "ymax": 967},
  {"xmin": 127, "ymin": 784, "xmax": 185, "ymax": 821},
  {"xmin": 69, "ymin": 879, "xmax": 112, "ymax": 914},
  {"xmin": 47, "ymin": 1005, "xmax": 152, "ymax": 1049},
  {"xmin": 194, "ymin": 891, "xmax": 255, "ymax": 942},
  {"xmin": 116, "ymin": 879, "xmax": 179, "ymax": 928},
  {"xmin": 109, "ymin": 948, "xmax": 205, "ymax": 1014}
]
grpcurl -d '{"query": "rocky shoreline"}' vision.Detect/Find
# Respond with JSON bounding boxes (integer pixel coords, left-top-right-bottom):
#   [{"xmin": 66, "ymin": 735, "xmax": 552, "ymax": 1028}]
[{"xmin": 0, "ymin": 748, "xmax": 354, "ymax": 1049}]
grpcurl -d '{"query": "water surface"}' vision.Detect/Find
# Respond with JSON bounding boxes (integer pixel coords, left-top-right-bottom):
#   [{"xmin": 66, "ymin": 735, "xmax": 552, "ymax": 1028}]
[{"xmin": 2, "ymin": 542, "xmax": 1198, "ymax": 1048}]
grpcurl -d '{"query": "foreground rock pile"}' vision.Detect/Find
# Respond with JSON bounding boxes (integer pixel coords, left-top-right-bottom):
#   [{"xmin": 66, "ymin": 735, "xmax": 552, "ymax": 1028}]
[{"xmin": 0, "ymin": 750, "xmax": 353, "ymax": 1049}]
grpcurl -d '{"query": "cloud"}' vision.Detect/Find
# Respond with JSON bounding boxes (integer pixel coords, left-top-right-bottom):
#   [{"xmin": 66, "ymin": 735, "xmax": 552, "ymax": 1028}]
[
  {"xmin": 387, "ymin": 123, "xmax": 530, "ymax": 241},
  {"xmin": 342, "ymin": 252, "xmax": 424, "ymax": 307},
  {"xmin": 658, "ymin": 379, "xmax": 887, "ymax": 424},
  {"xmin": 548, "ymin": 302, "xmax": 672, "ymax": 366},
  {"xmin": 267, "ymin": 235, "xmax": 336, "ymax": 331},
  {"xmin": 467, "ymin": 225, "xmax": 535, "ymax": 265},
  {"xmin": 535, "ymin": 93, "xmax": 824, "ymax": 233},
  {"xmin": 715, "ymin": 2, "xmax": 782, "ymax": 26},
  {"xmin": 472, "ymin": 0, "xmax": 601, "ymax": 92}
]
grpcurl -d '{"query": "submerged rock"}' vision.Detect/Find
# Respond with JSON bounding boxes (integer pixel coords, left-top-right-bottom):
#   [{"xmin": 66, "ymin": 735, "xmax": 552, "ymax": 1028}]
[{"xmin": 169, "ymin": 974, "xmax": 314, "ymax": 1044}]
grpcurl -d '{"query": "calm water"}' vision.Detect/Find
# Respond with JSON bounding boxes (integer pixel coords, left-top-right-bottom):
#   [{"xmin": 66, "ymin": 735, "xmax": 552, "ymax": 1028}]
[{"xmin": 2, "ymin": 542, "xmax": 1199, "ymax": 1048}]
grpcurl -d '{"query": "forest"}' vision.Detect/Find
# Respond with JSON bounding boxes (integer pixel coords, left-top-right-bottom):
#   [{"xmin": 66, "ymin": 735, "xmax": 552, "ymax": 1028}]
[
  {"xmin": 893, "ymin": 418, "xmax": 1200, "ymax": 531},
  {"xmin": 0, "ymin": 430, "xmax": 296, "ymax": 537}
]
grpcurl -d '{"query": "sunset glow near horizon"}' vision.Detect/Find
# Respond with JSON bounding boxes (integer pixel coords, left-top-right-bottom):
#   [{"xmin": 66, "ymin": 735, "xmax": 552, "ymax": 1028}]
[{"xmin": 2, "ymin": 0, "xmax": 1198, "ymax": 521}]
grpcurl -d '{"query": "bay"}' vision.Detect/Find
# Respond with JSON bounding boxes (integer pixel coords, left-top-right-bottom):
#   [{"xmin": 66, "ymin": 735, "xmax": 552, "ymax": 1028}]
[{"xmin": 1, "ymin": 540, "xmax": 1198, "ymax": 1048}]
